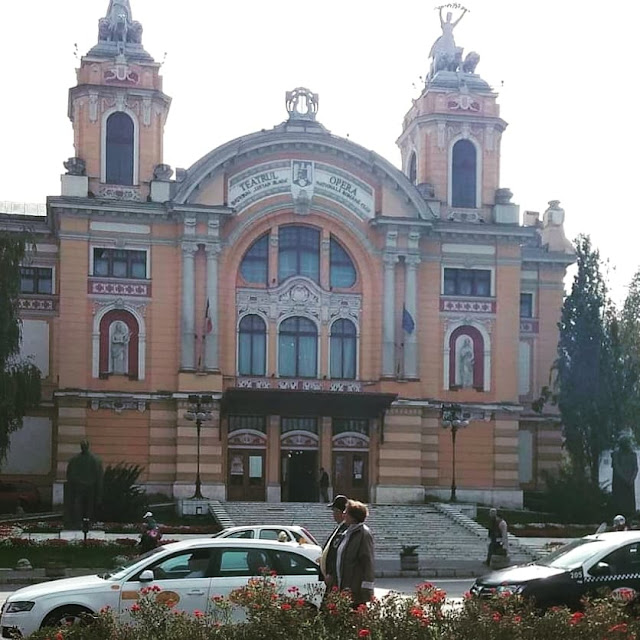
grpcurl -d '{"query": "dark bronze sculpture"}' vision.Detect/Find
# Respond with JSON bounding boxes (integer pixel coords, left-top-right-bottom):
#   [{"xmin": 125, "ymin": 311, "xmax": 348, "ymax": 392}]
[
  {"xmin": 612, "ymin": 437, "xmax": 638, "ymax": 518},
  {"xmin": 64, "ymin": 441, "xmax": 104, "ymax": 529}
]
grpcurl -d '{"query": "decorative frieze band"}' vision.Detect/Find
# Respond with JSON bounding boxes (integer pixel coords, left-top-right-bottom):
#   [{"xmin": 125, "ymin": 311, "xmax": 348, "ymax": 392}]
[
  {"xmin": 236, "ymin": 377, "xmax": 363, "ymax": 393},
  {"xmin": 440, "ymin": 297, "xmax": 496, "ymax": 314},
  {"xmin": 18, "ymin": 296, "xmax": 57, "ymax": 313},
  {"xmin": 88, "ymin": 278, "xmax": 151, "ymax": 297},
  {"xmin": 520, "ymin": 319, "xmax": 539, "ymax": 334}
]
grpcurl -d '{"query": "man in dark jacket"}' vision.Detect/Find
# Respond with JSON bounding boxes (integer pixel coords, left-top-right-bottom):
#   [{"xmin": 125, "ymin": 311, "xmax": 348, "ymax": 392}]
[
  {"xmin": 320, "ymin": 494, "xmax": 348, "ymax": 589},
  {"xmin": 336, "ymin": 499, "xmax": 375, "ymax": 607}
]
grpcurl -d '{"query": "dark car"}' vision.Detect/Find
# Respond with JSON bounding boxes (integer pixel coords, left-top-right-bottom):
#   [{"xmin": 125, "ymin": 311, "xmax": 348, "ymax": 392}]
[
  {"xmin": 0, "ymin": 480, "xmax": 41, "ymax": 513},
  {"xmin": 471, "ymin": 531, "xmax": 640, "ymax": 609}
]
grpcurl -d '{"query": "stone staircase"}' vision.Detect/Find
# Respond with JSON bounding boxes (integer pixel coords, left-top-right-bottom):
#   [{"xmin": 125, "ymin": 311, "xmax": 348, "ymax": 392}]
[{"xmin": 216, "ymin": 501, "xmax": 536, "ymax": 564}]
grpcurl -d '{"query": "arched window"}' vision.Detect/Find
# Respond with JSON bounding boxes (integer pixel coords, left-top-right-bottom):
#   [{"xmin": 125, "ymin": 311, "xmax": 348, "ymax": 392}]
[
  {"xmin": 106, "ymin": 112, "xmax": 134, "ymax": 185},
  {"xmin": 240, "ymin": 235, "xmax": 269, "ymax": 285},
  {"xmin": 451, "ymin": 139, "xmax": 477, "ymax": 208},
  {"xmin": 238, "ymin": 315, "xmax": 266, "ymax": 376},
  {"xmin": 279, "ymin": 316, "xmax": 317, "ymax": 378},
  {"xmin": 408, "ymin": 152, "xmax": 417, "ymax": 185},
  {"xmin": 330, "ymin": 319, "xmax": 357, "ymax": 379},
  {"xmin": 329, "ymin": 237, "xmax": 356, "ymax": 288},
  {"xmin": 278, "ymin": 226, "xmax": 320, "ymax": 283}
]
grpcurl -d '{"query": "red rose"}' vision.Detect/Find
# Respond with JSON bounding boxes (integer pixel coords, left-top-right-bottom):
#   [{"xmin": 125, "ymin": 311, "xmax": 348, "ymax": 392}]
[{"xmin": 358, "ymin": 630, "xmax": 371, "ymax": 638}]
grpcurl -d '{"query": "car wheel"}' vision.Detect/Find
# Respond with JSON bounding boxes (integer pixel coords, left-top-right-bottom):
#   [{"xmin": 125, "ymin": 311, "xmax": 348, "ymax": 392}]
[{"xmin": 42, "ymin": 605, "xmax": 94, "ymax": 629}]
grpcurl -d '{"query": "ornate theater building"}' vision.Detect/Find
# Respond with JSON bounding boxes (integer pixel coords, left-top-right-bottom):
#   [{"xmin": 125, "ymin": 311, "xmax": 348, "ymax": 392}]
[{"xmin": 2, "ymin": 1, "xmax": 575, "ymax": 507}]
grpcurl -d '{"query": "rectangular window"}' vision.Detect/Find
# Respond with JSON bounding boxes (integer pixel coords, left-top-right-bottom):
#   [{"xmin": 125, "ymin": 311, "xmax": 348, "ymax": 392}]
[
  {"xmin": 92, "ymin": 248, "xmax": 147, "ymax": 279},
  {"xmin": 520, "ymin": 293, "xmax": 533, "ymax": 318},
  {"xmin": 332, "ymin": 418, "xmax": 369, "ymax": 437},
  {"xmin": 228, "ymin": 415, "xmax": 266, "ymax": 433},
  {"xmin": 20, "ymin": 267, "xmax": 53, "ymax": 294},
  {"xmin": 443, "ymin": 268, "xmax": 491, "ymax": 297},
  {"xmin": 281, "ymin": 417, "xmax": 318, "ymax": 434}
]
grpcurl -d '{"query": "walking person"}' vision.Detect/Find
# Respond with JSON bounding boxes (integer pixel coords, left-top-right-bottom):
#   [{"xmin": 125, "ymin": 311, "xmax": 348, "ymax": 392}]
[
  {"xmin": 335, "ymin": 499, "xmax": 375, "ymax": 608},
  {"xmin": 318, "ymin": 467, "xmax": 330, "ymax": 503},
  {"xmin": 320, "ymin": 494, "xmax": 348, "ymax": 590},
  {"xmin": 139, "ymin": 511, "xmax": 162, "ymax": 553},
  {"xmin": 612, "ymin": 514, "xmax": 631, "ymax": 531},
  {"xmin": 485, "ymin": 507, "xmax": 508, "ymax": 566}
]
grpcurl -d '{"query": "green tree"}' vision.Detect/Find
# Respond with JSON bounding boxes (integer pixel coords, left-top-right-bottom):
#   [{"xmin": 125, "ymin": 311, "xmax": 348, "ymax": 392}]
[
  {"xmin": 554, "ymin": 235, "xmax": 619, "ymax": 484},
  {"xmin": 618, "ymin": 268, "xmax": 640, "ymax": 440},
  {"xmin": 0, "ymin": 235, "xmax": 42, "ymax": 466}
]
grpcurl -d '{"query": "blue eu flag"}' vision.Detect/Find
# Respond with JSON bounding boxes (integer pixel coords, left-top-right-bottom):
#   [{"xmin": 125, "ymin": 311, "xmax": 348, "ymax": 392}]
[{"xmin": 402, "ymin": 305, "xmax": 415, "ymax": 334}]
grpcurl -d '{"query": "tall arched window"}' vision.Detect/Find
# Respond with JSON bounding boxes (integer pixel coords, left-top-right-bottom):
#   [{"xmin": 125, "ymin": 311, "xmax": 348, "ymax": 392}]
[
  {"xmin": 106, "ymin": 112, "xmax": 134, "ymax": 185},
  {"xmin": 278, "ymin": 226, "xmax": 320, "ymax": 283},
  {"xmin": 240, "ymin": 234, "xmax": 269, "ymax": 285},
  {"xmin": 329, "ymin": 237, "xmax": 356, "ymax": 288},
  {"xmin": 330, "ymin": 319, "xmax": 357, "ymax": 379},
  {"xmin": 279, "ymin": 316, "xmax": 317, "ymax": 378},
  {"xmin": 238, "ymin": 315, "xmax": 266, "ymax": 376},
  {"xmin": 451, "ymin": 139, "xmax": 477, "ymax": 208},
  {"xmin": 408, "ymin": 152, "xmax": 417, "ymax": 185}
]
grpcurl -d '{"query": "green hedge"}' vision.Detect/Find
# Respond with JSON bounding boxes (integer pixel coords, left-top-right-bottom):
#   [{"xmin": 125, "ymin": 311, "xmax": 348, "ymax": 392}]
[{"xmin": 27, "ymin": 577, "xmax": 640, "ymax": 640}]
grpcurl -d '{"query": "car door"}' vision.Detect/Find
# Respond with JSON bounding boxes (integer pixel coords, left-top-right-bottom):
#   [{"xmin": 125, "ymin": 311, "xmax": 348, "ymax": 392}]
[
  {"xmin": 586, "ymin": 542, "xmax": 640, "ymax": 600},
  {"xmin": 269, "ymin": 548, "xmax": 325, "ymax": 606},
  {"xmin": 120, "ymin": 548, "xmax": 214, "ymax": 619}
]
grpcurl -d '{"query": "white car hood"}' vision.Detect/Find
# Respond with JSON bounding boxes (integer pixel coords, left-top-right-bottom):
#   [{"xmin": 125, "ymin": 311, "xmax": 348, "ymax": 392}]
[{"xmin": 7, "ymin": 574, "xmax": 108, "ymax": 601}]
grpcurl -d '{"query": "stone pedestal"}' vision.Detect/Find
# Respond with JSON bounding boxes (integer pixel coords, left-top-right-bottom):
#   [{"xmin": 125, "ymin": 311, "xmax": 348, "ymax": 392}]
[
  {"xmin": 61, "ymin": 174, "xmax": 89, "ymax": 197},
  {"xmin": 179, "ymin": 499, "xmax": 210, "ymax": 516}
]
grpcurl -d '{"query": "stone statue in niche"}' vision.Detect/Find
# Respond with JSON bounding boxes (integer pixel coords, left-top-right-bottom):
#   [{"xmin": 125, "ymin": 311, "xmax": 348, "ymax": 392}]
[
  {"xmin": 110, "ymin": 321, "xmax": 130, "ymax": 374},
  {"xmin": 457, "ymin": 336, "xmax": 475, "ymax": 388}
]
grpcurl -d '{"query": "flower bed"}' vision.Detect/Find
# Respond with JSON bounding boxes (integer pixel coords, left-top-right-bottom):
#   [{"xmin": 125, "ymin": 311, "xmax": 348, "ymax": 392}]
[
  {"xmin": 511, "ymin": 523, "xmax": 600, "ymax": 538},
  {"xmin": 14, "ymin": 519, "xmax": 218, "ymax": 535},
  {"xmin": 26, "ymin": 576, "xmax": 640, "ymax": 640}
]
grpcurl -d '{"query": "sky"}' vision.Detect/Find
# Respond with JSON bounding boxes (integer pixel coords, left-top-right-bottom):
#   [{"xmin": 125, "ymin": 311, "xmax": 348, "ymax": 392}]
[{"xmin": 1, "ymin": 0, "xmax": 638, "ymax": 304}]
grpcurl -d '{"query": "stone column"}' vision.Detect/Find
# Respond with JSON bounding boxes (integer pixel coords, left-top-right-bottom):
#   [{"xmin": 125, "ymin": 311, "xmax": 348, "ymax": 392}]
[
  {"xmin": 382, "ymin": 253, "xmax": 398, "ymax": 377},
  {"xmin": 204, "ymin": 243, "xmax": 220, "ymax": 371},
  {"xmin": 180, "ymin": 242, "xmax": 197, "ymax": 370},
  {"xmin": 403, "ymin": 255, "xmax": 420, "ymax": 378}
]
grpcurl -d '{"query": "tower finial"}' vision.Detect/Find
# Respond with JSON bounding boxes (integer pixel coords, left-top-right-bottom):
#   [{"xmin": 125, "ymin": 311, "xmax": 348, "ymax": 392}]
[{"xmin": 98, "ymin": 0, "xmax": 143, "ymax": 45}]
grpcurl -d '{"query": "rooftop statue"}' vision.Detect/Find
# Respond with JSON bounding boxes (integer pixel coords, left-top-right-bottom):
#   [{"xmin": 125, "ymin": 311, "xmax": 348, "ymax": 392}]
[
  {"xmin": 98, "ymin": 0, "xmax": 143, "ymax": 44},
  {"xmin": 428, "ymin": 5, "xmax": 480, "ymax": 80}
]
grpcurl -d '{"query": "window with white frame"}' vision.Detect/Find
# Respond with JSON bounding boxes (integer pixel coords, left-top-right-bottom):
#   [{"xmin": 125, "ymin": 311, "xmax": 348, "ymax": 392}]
[
  {"xmin": 443, "ymin": 268, "xmax": 491, "ymax": 297},
  {"xmin": 278, "ymin": 316, "xmax": 317, "ymax": 378},
  {"xmin": 238, "ymin": 315, "xmax": 267, "ymax": 376},
  {"xmin": 20, "ymin": 267, "xmax": 53, "ymax": 294},
  {"xmin": 520, "ymin": 292, "xmax": 534, "ymax": 318},
  {"xmin": 92, "ymin": 248, "xmax": 147, "ymax": 279}
]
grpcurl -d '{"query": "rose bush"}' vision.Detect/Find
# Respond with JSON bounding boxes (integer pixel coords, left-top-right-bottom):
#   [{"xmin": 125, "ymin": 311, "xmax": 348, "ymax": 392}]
[{"xmin": 26, "ymin": 577, "xmax": 640, "ymax": 640}]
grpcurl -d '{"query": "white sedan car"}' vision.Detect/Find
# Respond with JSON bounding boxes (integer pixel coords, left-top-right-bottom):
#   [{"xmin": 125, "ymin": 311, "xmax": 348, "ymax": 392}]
[
  {"xmin": 213, "ymin": 525, "xmax": 319, "ymax": 546},
  {"xmin": 0, "ymin": 538, "xmax": 325, "ymax": 639}
]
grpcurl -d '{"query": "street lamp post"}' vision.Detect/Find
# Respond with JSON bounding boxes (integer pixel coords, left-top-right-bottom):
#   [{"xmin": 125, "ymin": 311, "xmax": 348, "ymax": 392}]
[
  {"xmin": 184, "ymin": 394, "xmax": 213, "ymax": 501},
  {"xmin": 441, "ymin": 403, "xmax": 470, "ymax": 502}
]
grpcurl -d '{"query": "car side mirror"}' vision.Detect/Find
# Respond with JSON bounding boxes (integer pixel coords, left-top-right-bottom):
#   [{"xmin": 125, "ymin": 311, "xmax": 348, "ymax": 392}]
[
  {"xmin": 590, "ymin": 562, "xmax": 611, "ymax": 577},
  {"xmin": 138, "ymin": 570, "xmax": 154, "ymax": 582}
]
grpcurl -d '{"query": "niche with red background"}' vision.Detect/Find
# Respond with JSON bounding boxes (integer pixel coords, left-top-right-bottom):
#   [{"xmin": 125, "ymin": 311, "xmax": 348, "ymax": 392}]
[{"xmin": 99, "ymin": 309, "xmax": 139, "ymax": 379}]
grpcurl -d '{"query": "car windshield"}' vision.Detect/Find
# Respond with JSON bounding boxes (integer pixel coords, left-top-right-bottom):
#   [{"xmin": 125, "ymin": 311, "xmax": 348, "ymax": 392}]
[
  {"xmin": 103, "ymin": 547, "xmax": 165, "ymax": 581},
  {"xmin": 536, "ymin": 538, "xmax": 612, "ymax": 570},
  {"xmin": 292, "ymin": 528, "xmax": 319, "ymax": 546}
]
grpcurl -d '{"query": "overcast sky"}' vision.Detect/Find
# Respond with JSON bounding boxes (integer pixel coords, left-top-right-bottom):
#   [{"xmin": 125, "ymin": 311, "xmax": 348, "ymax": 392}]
[{"xmin": 1, "ymin": 0, "xmax": 637, "ymax": 303}]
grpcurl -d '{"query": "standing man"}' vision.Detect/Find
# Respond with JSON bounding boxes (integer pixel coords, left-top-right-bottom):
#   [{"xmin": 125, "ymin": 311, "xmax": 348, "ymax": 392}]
[
  {"xmin": 320, "ymin": 494, "xmax": 348, "ymax": 589},
  {"xmin": 335, "ymin": 499, "xmax": 375, "ymax": 608},
  {"xmin": 485, "ymin": 508, "xmax": 509, "ymax": 566},
  {"xmin": 318, "ymin": 467, "xmax": 330, "ymax": 503}
]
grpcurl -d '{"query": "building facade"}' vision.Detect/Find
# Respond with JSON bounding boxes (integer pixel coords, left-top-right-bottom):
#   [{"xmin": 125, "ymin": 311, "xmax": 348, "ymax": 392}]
[{"xmin": 2, "ymin": 1, "xmax": 575, "ymax": 507}]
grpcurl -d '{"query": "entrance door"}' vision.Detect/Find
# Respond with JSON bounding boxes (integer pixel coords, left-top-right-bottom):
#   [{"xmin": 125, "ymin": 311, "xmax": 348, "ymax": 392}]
[
  {"xmin": 228, "ymin": 450, "xmax": 265, "ymax": 501},
  {"xmin": 282, "ymin": 450, "xmax": 317, "ymax": 502},
  {"xmin": 333, "ymin": 452, "xmax": 368, "ymax": 502}
]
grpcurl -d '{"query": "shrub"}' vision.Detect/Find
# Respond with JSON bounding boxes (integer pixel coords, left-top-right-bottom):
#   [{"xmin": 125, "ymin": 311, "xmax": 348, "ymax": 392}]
[{"xmin": 98, "ymin": 463, "xmax": 147, "ymax": 523}]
